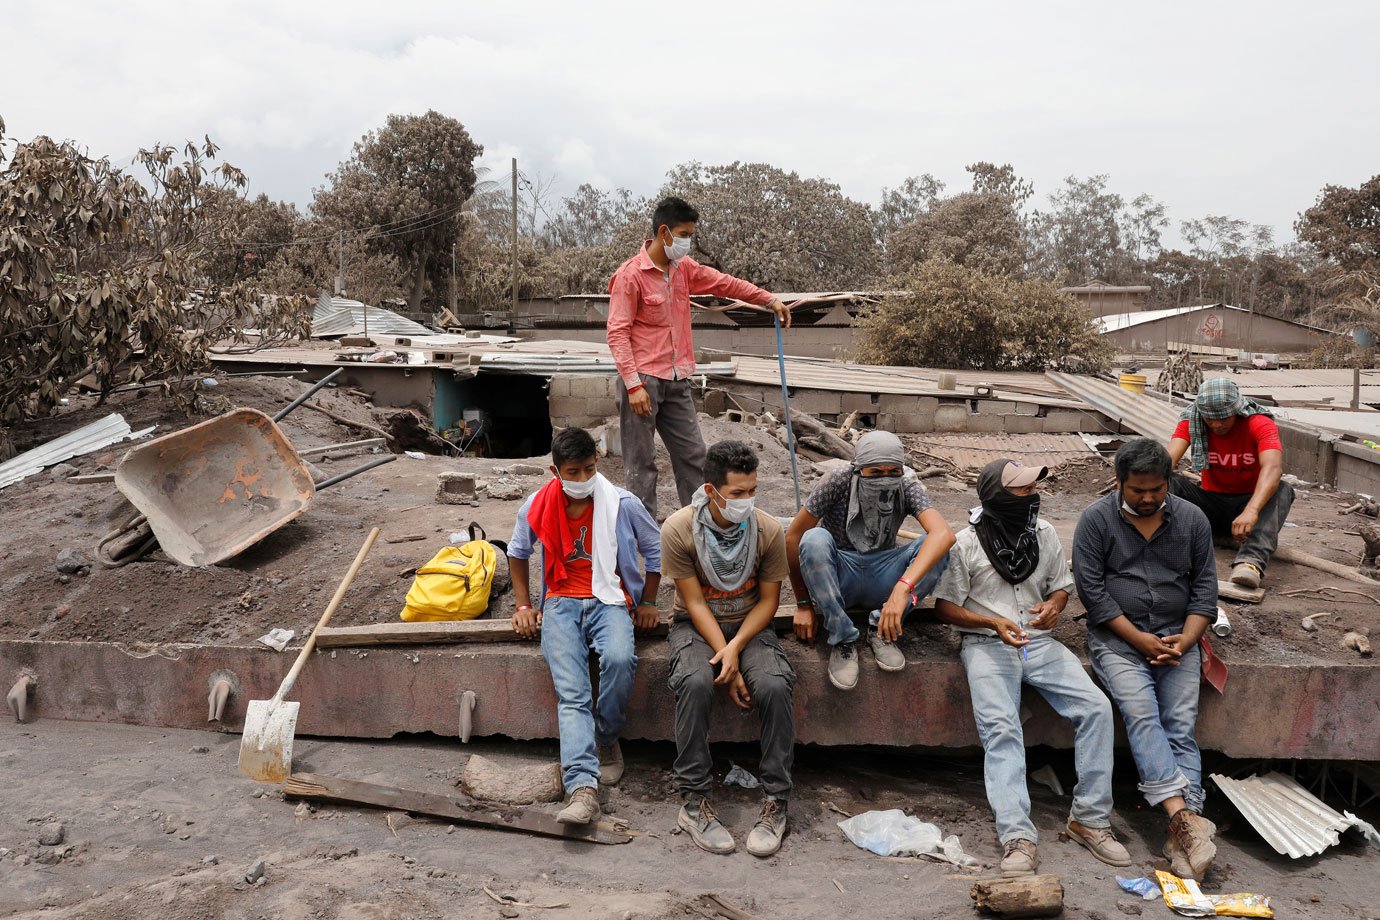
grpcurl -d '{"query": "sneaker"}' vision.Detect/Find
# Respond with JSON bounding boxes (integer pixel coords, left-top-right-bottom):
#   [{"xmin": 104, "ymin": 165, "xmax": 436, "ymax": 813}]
[
  {"xmin": 1000, "ymin": 838, "xmax": 1039, "ymax": 877},
  {"xmin": 867, "ymin": 625, "xmax": 906, "ymax": 672},
  {"xmin": 829, "ymin": 641, "xmax": 859, "ymax": 690},
  {"xmin": 1065, "ymin": 820, "xmax": 1132, "ymax": 867},
  {"xmin": 678, "ymin": 796, "xmax": 735, "ymax": 855},
  {"xmin": 1167, "ymin": 809, "xmax": 1217, "ymax": 880},
  {"xmin": 556, "ymin": 786, "xmax": 600, "ymax": 825},
  {"xmin": 1230, "ymin": 562, "xmax": 1262, "ymax": 589},
  {"xmin": 745, "ymin": 798, "xmax": 788, "ymax": 857},
  {"xmin": 598, "ymin": 741, "xmax": 624, "ymax": 786}
]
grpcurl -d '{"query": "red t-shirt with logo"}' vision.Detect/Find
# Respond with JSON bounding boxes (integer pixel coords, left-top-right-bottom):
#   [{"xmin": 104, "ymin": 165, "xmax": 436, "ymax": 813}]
[
  {"xmin": 546, "ymin": 502, "xmax": 595, "ymax": 598},
  {"xmin": 1171, "ymin": 414, "xmax": 1283, "ymax": 494}
]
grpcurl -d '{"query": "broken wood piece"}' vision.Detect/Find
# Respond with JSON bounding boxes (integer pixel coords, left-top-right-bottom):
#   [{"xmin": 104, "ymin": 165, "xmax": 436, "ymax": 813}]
[
  {"xmin": 1344, "ymin": 631, "xmax": 1373, "ymax": 657},
  {"xmin": 1273, "ymin": 546, "xmax": 1380, "ymax": 587},
  {"xmin": 693, "ymin": 894, "xmax": 764, "ymax": 920},
  {"xmin": 66, "ymin": 472, "xmax": 116, "ymax": 484},
  {"xmin": 1218, "ymin": 580, "xmax": 1265, "ymax": 604},
  {"xmin": 302, "ymin": 401, "xmax": 391, "ymax": 440},
  {"xmin": 970, "ymin": 874, "xmax": 1064, "ymax": 918},
  {"xmin": 482, "ymin": 884, "xmax": 569, "ymax": 910},
  {"xmin": 296, "ymin": 438, "xmax": 386, "ymax": 459},
  {"xmin": 314, "ymin": 610, "xmax": 796, "ymax": 648},
  {"xmin": 836, "ymin": 411, "xmax": 859, "ymax": 437},
  {"xmin": 788, "ymin": 411, "xmax": 855, "ymax": 460},
  {"xmin": 831, "ymin": 878, "xmax": 846, "ymax": 893},
  {"xmin": 383, "ymin": 534, "xmax": 426, "ymax": 544},
  {"xmin": 1301, "ymin": 612, "xmax": 1332, "ymax": 633},
  {"xmin": 282, "ymin": 771, "xmax": 632, "ymax": 844}
]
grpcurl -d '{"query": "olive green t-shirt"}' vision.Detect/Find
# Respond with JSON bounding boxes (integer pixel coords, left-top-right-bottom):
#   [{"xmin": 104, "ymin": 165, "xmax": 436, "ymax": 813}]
[{"xmin": 659, "ymin": 506, "xmax": 788, "ymax": 624}]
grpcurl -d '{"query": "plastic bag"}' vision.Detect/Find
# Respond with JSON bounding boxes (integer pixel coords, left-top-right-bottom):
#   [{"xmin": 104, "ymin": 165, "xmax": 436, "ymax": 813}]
[
  {"xmin": 723, "ymin": 763, "xmax": 760, "ymax": 789},
  {"xmin": 1117, "ymin": 876, "xmax": 1160, "ymax": 901},
  {"xmin": 837, "ymin": 809, "xmax": 977, "ymax": 866}
]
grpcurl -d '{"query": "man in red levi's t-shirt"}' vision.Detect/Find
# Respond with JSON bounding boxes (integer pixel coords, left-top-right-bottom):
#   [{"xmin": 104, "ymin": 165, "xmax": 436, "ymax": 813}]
[{"xmin": 1166, "ymin": 378, "xmax": 1293, "ymax": 589}]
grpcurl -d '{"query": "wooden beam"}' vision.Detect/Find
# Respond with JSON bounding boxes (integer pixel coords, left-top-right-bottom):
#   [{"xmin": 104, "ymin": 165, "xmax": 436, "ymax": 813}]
[
  {"xmin": 1218, "ymin": 580, "xmax": 1265, "ymax": 604},
  {"xmin": 283, "ymin": 771, "xmax": 632, "ymax": 845},
  {"xmin": 316, "ymin": 611, "xmax": 798, "ymax": 648}
]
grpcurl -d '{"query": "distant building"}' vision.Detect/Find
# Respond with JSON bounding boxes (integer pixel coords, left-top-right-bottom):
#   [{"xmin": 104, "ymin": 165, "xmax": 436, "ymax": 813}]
[
  {"xmin": 1059, "ymin": 280, "xmax": 1151, "ymax": 318},
  {"xmin": 1097, "ymin": 303, "xmax": 1334, "ymax": 356}
]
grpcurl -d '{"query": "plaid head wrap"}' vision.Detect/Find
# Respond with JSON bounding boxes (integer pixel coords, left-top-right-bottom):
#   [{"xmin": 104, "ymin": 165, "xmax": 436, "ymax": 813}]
[{"xmin": 1179, "ymin": 377, "xmax": 1273, "ymax": 472}]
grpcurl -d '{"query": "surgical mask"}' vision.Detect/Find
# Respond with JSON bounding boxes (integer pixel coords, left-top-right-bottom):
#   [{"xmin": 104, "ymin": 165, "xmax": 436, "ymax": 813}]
[
  {"xmin": 1120, "ymin": 493, "xmax": 1165, "ymax": 517},
  {"xmin": 666, "ymin": 235, "xmax": 692, "ymax": 262},
  {"xmin": 713, "ymin": 487, "xmax": 755, "ymax": 524},
  {"xmin": 561, "ymin": 476, "xmax": 597, "ymax": 500}
]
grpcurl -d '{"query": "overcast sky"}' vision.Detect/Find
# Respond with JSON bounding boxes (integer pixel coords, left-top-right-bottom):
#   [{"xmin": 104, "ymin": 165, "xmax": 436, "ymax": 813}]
[{"xmin": 4, "ymin": 1, "xmax": 1377, "ymax": 248}]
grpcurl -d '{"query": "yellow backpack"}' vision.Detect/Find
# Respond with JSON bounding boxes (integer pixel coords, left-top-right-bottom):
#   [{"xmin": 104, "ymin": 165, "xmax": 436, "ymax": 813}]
[{"xmin": 400, "ymin": 524, "xmax": 505, "ymax": 622}]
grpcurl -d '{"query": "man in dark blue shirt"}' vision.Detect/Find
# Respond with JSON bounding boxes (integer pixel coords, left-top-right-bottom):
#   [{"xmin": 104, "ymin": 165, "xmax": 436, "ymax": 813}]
[{"xmin": 1073, "ymin": 438, "xmax": 1218, "ymax": 882}]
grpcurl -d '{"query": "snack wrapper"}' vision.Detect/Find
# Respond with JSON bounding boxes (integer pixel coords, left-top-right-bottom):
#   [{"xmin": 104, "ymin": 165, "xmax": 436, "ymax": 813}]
[{"xmin": 1155, "ymin": 871, "xmax": 1273, "ymax": 918}]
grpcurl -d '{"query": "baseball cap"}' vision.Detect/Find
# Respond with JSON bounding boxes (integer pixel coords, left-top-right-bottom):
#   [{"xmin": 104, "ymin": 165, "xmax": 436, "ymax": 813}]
[{"xmin": 1001, "ymin": 461, "xmax": 1048, "ymax": 489}]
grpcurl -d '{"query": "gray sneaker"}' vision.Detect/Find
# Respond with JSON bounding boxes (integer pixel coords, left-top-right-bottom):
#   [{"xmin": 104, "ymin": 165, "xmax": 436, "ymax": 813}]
[
  {"xmin": 867, "ymin": 626, "xmax": 906, "ymax": 672},
  {"xmin": 598, "ymin": 741, "xmax": 624, "ymax": 785},
  {"xmin": 829, "ymin": 641, "xmax": 859, "ymax": 690},
  {"xmin": 745, "ymin": 798, "xmax": 788, "ymax": 857},
  {"xmin": 556, "ymin": 786, "xmax": 600, "ymax": 825},
  {"xmin": 678, "ymin": 796, "xmax": 735, "ymax": 854}
]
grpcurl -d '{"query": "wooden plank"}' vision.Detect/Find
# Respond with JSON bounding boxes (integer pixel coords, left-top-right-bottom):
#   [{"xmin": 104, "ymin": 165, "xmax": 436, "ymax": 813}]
[
  {"xmin": 1218, "ymin": 580, "xmax": 1265, "ymax": 604},
  {"xmin": 282, "ymin": 771, "xmax": 632, "ymax": 845},
  {"xmin": 316, "ymin": 611, "xmax": 798, "ymax": 648}
]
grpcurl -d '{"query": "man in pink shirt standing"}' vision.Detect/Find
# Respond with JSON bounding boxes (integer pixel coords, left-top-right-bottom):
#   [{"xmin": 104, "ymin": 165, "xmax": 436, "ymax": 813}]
[{"xmin": 607, "ymin": 197, "xmax": 791, "ymax": 518}]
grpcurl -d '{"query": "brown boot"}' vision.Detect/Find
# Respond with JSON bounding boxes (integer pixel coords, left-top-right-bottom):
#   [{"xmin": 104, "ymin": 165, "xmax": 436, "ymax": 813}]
[
  {"xmin": 556, "ymin": 786, "xmax": 600, "ymax": 825},
  {"xmin": 1167, "ymin": 809, "xmax": 1217, "ymax": 880}
]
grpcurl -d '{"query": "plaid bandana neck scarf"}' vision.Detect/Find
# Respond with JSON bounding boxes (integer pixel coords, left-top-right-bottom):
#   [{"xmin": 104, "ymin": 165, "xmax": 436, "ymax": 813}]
[{"xmin": 1179, "ymin": 378, "xmax": 1272, "ymax": 472}]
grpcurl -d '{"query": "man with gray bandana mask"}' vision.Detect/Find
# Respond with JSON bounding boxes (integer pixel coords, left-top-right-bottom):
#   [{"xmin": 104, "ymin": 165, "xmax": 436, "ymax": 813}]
[{"xmin": 785, "ymin": 431, "xmax": 956, "ymax": 691}]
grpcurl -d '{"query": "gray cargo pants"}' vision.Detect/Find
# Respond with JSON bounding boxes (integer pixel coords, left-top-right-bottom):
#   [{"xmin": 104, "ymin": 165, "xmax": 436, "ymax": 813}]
[
  {"xmin": 616, "ymin": 375, "xmax": 707, "ymax": 520},
  {"xmin": 667, "ymin": 620, "xmax": 796, "ymax": 802},
  {"xmin": 1170, "ymin": 474, "xmax": 1295, "ymax": 571}
]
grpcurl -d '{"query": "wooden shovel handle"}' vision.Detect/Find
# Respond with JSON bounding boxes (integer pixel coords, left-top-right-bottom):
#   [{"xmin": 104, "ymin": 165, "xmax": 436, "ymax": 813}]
[{"xmin": 274, "ymin": 527, "xmax": 381, "ymax": 702}]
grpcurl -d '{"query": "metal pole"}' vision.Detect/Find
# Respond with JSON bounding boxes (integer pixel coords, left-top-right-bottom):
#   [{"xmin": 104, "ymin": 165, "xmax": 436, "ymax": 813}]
[
  {"xmin": 774, "ymin": 313, "xmax": 802, "ymax": 510},
  {"xmin": 336, "ymin": 230, "xmax": 344, "ymax": 296},
  {"xmin": 1353, "ymin": 364, "xmax": 1361, "ymax": 410},
  {"xmin": 511, "ymin": 157, "xmax": 519, "ymax": 325}
]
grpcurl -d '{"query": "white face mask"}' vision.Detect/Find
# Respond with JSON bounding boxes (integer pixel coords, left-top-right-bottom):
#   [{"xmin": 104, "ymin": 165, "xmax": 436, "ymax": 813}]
[
  {"xmin": 713, "ymin": 487, "xmax": 755, "ymax": 524},
  {"xmin": 1120, "ymin": 496, "xmax": 1166, "ymax": 517},
  {"xmin": 665, "ymin": 235, "xmax": 692, "ymax": 262},
  {"xmin": 561, "ymin": 476, "xmax": 597, "ymax": 500}
]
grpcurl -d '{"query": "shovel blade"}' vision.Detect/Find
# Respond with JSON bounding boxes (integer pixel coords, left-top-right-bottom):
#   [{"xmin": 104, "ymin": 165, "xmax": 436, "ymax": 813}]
[{"xmin": 238, "ymin": 698, "xmax": 300, "ymax": 783}]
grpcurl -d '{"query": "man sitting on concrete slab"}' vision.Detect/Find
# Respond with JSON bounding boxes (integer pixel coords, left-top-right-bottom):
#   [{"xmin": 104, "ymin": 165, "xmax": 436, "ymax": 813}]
[
  {"xmin": 1167, "ymin": 377, "xmax": 1292, "ymax": 589},
  {"xmin": 934, "ymin": 458, "xmax": 1131, "ymax": 878},
  {"xmin": 785, "ymin": 430, "xmax": 955, "ymax": 691},
  {"xmin": 1073, "ymin": 438, "xmax": 1219, "ymax": 881},
  {"xmin": 661, "ymin": 439, "xmax": 794, "ymax": 857},
  {"xmin": 507, "ymin": 427, "xmax": 662, "ymax": 826},
  {"xmin": 606, "ymin": 196, "xmax": 791, "ymax": 520}
]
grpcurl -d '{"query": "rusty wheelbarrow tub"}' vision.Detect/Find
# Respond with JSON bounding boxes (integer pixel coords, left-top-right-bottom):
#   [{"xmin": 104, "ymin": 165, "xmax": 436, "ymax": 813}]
[{"xmin": 114, "ymin": 407, "xmax": 393, "ymax": 567}]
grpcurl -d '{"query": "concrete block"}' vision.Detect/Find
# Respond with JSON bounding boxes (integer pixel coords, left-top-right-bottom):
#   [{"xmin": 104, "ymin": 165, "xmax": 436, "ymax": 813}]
[
  {"xmin": 973, "ymin": 400, "xmax": 1017, "ymax": 415},
  {"xmin": 886, "ymin": 413, "xmax": 936, "ymax": 433},
  {"xmin": 1013, "ymin": 402, "xmax": 1041, "ymax": 416},
  {"xmin": 880, "ymin": 394, "xmax": 939, "ymax": 413},
  {"xmin": 568, "ymin": 376, "xmax": 613, "ymax": 399},
  {"xmin": 548, "ymin": 375, "xmax": 572, "ymax": 398},
  {"xmin": 934, "ymin": 405, "xmax": 969, "ymax": 432},
  {"xmin": 964, "ymin": 414, "xmax": 1005, "ymax": 433},
  {"xmin": 788, "ymin": 389, "xmax": 843, "ymax": 416},
  {"xmin": 547, "ymin": 396, "xmax": 586, "ymax": 418},
  {"xmin": 436, "ymin": 472, "xmax": 477, "ymax": 504},
  {"xmin": 1042, "ymin": 411, "xmax": 1085, "ymax": 433},
  {"xmin": 1003, "ymin": 415, "xmax": 1045, "ymax": 434},
  {"xmin": 842, "ymin": 392, "xmax": 881, "ymax": 412},
  {"xmin": 1080, "ymin": 414, "xmax": 1112, "ymax": 434}
]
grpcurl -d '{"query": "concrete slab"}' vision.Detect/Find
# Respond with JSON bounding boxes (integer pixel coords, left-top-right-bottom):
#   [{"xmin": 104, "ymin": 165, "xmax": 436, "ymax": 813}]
[{"xmin": 3, "ymin": 636, "xmax": 1375, "ymax": 760}]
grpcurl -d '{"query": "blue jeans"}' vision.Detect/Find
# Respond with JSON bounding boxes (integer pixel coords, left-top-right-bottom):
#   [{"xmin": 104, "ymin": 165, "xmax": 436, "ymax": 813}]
[
  {"xmin": 1088, "ymin": 629, "xmax": 1205, "ymax": 813},
  {"xmin": 797, "ymin": 527, "xmax": 949, "ymax": 646},
  {"xmin": 961, "ymin": 633, "xmax": 1115, "ymax": 844},
  {"xmin": 540, "ymin": 596, "xmax": 637, "ymax": 794}
]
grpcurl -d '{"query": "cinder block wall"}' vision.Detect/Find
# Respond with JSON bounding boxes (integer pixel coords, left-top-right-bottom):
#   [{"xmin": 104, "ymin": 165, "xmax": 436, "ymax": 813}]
[
  {"xmin": 548, "ymin": 374, "xmax": 619, "ymax": 429},
  {"xmin": 706, "ymin": 383, "xmax": 1110, "ymax": 435}
]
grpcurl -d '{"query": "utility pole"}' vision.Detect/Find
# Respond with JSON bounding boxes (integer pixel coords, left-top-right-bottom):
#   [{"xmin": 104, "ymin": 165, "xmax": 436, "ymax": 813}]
[
  {"xmin": 511, "ymin": 157, "xmax": 519, "ymax": 329},
  {"xmin": 336, "ymin": 231, "xmax": 345, "ymax": 296}
]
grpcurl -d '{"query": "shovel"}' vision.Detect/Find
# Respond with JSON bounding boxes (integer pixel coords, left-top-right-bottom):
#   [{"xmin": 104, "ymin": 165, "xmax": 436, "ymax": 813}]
[{"xmin": 239, "ymin": 526, "xmax": 380, "ymax": 782}]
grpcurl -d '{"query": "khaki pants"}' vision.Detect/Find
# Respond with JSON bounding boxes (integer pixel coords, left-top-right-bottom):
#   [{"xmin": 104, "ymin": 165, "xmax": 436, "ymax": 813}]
[{"xmin": 616, "ymin": 375, "xmax": 707, "ymax": 520}]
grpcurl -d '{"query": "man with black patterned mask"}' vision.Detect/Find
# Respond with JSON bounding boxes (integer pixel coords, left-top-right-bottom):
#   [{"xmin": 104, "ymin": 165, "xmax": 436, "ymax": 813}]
[
  {"xmin": 934, "ymin": 459, "xmax": 1130, "ymax": 877},
  {"xmin": 785, "ymin": 431, "xmax": 955, "ymax": 691}
]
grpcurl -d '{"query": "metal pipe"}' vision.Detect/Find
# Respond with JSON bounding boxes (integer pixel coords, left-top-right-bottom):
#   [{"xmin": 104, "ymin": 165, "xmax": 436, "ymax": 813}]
[
  {"xmin": 274, "ymin": 368, "xmax": 344, "ymax": 422},
  {"xmin": 313, "ymin": 454, "xmax": 397, "ymax": 490}
]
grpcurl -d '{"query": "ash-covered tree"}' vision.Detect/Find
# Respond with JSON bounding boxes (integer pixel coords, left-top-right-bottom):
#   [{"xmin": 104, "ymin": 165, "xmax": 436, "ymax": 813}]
[
  {"xmin": 1297, "ymin": 175, "xmax": 1380, "ymax": 348},
  {"xmin": 854, "ymin": 260, "xmax": 1111, "ymax": 372},
  {"xmin": 887, "ymin": 190, "xmax": 1027, "ymax": 277},
  {"xmin": 0, "ymin": 119, "xmax": 307, "ymax": 439},
  {"xmin": 873, "ymin": 174, "xmax": 946, "ymax": 245},
  {"xmin": 311, "ymin": 111, "xmax": 482, "ymax": 310},
  {"xmin": 659, "ymin": 161, "xmax": 880, "ymax": 291},
  {"xmin": 1027, "ymin": 175, "xmax": 1125, "ymax": 283},
  {"xmin": 199, "ymin": 188, "xmax": 303, "ymax": 287}
]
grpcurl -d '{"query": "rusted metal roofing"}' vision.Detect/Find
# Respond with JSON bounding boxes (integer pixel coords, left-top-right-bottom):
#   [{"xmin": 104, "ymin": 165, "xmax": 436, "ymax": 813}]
[
  {"xmin": 1212, "ymin": 772, "xmax": 1358, "ymax": 858},
  {"xmin": 1046, "ymin": 372, "xmax": 1183, "ymax": 441},
  {"xmin": 906, "ymin": 434, "xmax": 1093, "ymax": 471},
  {"xmin": 312, "ymin": 294, "xmax": 433, "ymax": 338}
]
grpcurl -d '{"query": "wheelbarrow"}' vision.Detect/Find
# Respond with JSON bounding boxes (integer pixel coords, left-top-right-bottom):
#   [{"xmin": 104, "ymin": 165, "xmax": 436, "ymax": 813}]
[{"xmin": 99, "ymin": 371, "xmax": 396, "ymax": 567}]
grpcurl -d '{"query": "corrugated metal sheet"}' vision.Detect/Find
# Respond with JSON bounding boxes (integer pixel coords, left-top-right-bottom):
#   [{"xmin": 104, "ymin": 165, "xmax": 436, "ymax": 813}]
[
  {"xmin": 908, "ymin": 434, "xmax": 1093, "ymax": 471},
  {"xmin": 1047, "ymin": 372, "xmax": 1183, "ymax": 441},
  {"xmin": 718, "ymin": 356, "xmax": 1081, "ymax": 405},
  {"xmin": 477, "ymin": 354, "xmax": 737, "ymax": 376},
  {"xmin": 1274, "ymin": 408, "xmax": 1380, "ymax": 439},
  {"xmin": 1212, "ymin": 772, "xmax": 1357, "ymax": 858},
  {"xmin": 312, "ymin": 294, "xmax": 432, "ymax": 338},
  {"xmin": 0, "ymin": 415, "xmax": 155, "ymax": 490},
  {"xmin": 1099, "ymin": 304, "xmax": 1330, "ymax": 335}
]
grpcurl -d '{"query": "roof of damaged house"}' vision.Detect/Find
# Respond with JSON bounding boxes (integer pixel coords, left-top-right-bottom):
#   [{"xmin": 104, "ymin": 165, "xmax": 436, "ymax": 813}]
[{"xmin": 312, "ymin": 293, "xmax": 434, "ymax": 338}]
